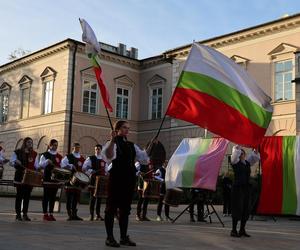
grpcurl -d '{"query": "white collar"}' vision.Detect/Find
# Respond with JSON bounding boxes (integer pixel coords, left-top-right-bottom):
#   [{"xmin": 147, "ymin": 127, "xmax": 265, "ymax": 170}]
[
  {"xmin": 72, "ymin": 152, "xmax": 81, "ymax": 158},
  {"xmin": 95, "ymin": 154, "xmax": 102, "ymax": 160},
  {"xmin": 48, "ymin": 149, "xmax": 57, "ymax": 155}
]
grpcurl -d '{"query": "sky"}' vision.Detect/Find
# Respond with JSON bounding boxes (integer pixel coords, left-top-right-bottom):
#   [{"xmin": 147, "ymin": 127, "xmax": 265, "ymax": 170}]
[{"xmin": 1, "ymin": 0, "xmax": 300, "ymax": 65}]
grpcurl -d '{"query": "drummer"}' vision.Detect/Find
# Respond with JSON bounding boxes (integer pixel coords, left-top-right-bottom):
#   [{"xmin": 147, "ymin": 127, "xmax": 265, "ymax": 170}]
[
  {"xmin": 39, "ymin": 139, "xmax": 63, "ymax": 221},
  {"xmin": 61, "ymin": 142, "xmax": 85, "ymax": 221},
  {"xmin": 82, "ymin": 144, "xmax": 108, "ymax": 221},
  {"xmin": 10, "ymin": 137, "xmax": 39, "ymax": 221}
]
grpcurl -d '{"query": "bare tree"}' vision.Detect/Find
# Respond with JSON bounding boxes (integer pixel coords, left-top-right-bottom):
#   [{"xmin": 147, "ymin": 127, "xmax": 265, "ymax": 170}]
[{"xmin": 8, "ymin": 48, "xmax": 31, "ymax": 61}]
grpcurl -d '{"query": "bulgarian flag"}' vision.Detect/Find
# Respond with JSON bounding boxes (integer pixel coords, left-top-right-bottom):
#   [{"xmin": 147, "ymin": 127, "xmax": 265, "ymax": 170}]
[
  {"xmin": 165, "ymin": 137, "xmax": 229, "ymax": 191},
  {"xmin": 166, "ymin": 43, "xmax": 273, "ymax": 147},
  {"xmin": 257, "ymin": 136, "xmax": 300, "ymax": 215},
  {"xmin": 79, "ymin": 18, "xmax": 113, "ymax": 112}
]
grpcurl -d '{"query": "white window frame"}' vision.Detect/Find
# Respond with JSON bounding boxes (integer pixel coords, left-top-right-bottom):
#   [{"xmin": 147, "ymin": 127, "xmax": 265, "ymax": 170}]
[
  {"xmin": 18, "ymin": 76, "xmax": 32, "ymax": 119},
  {"xmin": 81, "ymin": 78, "xmax": 99, "ymax": 115},
  {"xmin": 115, "ymin": 85, "xmax": 132, "ymax": 119},
  {"xmin": 273, "ymin": 59, "xmax": 295, "ymax": 102},
  {"xmin": 0, "ymin": 83, "xmax": 10, "ymax": 123},
  {"xmin": 43, "ymin": 80, "xmax": 54, "ymax": 114},
  {"xmin": 148, "ymin": 85, "xmax": 163, "ymax": 120}
]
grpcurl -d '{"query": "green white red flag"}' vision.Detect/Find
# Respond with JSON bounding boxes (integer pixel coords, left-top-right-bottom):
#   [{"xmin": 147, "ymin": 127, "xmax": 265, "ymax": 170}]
[
  {"xmin": 257, "ymin": 136, "xmax": 300, "ymax": 215},
  {"xmin": 79, "ymin": 18, "xmax": 113, "ymax": 112},
  {"xmin": 166, "ymin": 43, "xmax": 273, "ymax": 147}
]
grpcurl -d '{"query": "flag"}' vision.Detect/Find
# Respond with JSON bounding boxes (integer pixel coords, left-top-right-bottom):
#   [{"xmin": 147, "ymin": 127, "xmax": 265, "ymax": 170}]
[
  {"xmin": 166, "ymin": 43, "xmax": 273, "ymax": 147},
  {"xmin": 257, "ymin": 136, "xmax": 300, "ymax": 215},
  {"xmin": 165, "ymin": 137, "xmax": 229, "ymax": 191},
  {"xmin": 79, "ymin": 18, "xmax": 113, "ymax": 112}
]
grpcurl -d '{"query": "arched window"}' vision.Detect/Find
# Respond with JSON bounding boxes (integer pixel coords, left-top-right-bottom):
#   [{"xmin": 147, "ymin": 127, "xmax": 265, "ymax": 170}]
[{"xmin": 0, "ymin": 82, "xmax": 11, "ymax": 123}]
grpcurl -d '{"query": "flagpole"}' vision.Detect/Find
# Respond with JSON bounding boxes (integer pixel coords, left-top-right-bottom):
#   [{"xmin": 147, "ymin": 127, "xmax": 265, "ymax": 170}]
[{"xmin": 105, "ymin": 107, "xmax": 114, "ymax": 131}]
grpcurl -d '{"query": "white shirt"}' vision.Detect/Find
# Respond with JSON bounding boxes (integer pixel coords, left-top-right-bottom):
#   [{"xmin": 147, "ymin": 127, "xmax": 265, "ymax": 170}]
[
  {"xmin": 0, "ymin": 148, "xmax": 5, "ymax": 162},
  {"xmin": 154, "ymin": 168, "xmax": 164, "ymax": 182},
  {"xmin": 82, "ymin": 154, "xmax": 109, "ymax": 175},
  {"xmin": 101, "ymin": 141, "xmax": 149, "ymax": 165},
  {"xmin": 10, "ymin": 151, "xmax": 39, "ymax": 169},
  {"xmin": 39, "ymin": 150, "xmax": 59, "ymax": 169},
  {"xmin": 231, "ymin": 145, "xmax": 260, "ymax": 166},
  {"xmin": 61, "ymin": 152, "xmax": 81, "ymax": 170}
]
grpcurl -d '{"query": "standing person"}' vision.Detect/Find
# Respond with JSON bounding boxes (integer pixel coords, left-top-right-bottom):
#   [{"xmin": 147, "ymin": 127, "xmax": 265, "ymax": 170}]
[
  {"xmin": 189, "ymin": 189, "xmax": 206, "ymax": 222},
  {"xmin": 147, "ymin": 139, "xmax": 166, "ymax": 171},
  {"xmin": 222, "ymin": 171, "xmax": 232, "ymax": 216},
  {"xmin": 155, "ymin": 161, "xmax": 171, "ymax": 221},
  {"xmin": 83, "ymin": 144, "xmax": 107, "ymax": 221},
  {"xmin": 230, "ymin": 145, "xmax": 260, "ymax": 237},
  {"xmin": 10, "ymin": 137, "xmax": 39, "ymax": 221},
  {"xmin": 135, "ymin": 161, "xmax": 151, "ymax": 221},
  {"xmin": 39, "ymin": 139, "xmax": 63, "ymax": 221},
  {"xmin": 102, "ymin": 120, "xmax": 149, "ymax": 247},
  {"xmin": 61, "ymin": 143, "xmax": 85, "ymax": 221}
]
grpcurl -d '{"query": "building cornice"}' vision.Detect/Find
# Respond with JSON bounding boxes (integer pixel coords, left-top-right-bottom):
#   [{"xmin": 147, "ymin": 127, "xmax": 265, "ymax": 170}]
[{"xmin": 164, "ymin": 14, "xmax": 300, "ymax": 58}]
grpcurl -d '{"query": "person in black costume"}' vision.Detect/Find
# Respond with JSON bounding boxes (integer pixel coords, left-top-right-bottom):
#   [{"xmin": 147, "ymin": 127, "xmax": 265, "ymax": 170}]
[
  {"xmin": 102, "ymin": 120, "xmax": 149, "ymax": 247},
  {"xmin": 222, "ymin": 171, "xmax": 232, "ymax": 216},
  {"xmin": 189, "ymin": 189, "xmax": 206, "ymax": 222},
  {"xmin": 230, "ymin": 145, "xmax": 260, "ymax": 238}
]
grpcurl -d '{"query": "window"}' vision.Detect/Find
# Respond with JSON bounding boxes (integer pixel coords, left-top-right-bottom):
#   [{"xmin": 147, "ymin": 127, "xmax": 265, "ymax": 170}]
[
  {"xmin": 116, "ymin": 87, "xmax": 129, "ymax": 119},
  {"xmin": 21, "ymin": 86, "xmax": 30, "ymax": 119},
  {"xmin": 0, "ymin": 84, "xmax": 10, "ymax": 123},
  {"xmin": 150, "ymin": 87, "xmax": 162, "ymax": 119},
  {"xmin": 82, "ymin": 80, "xmax": 97, "ymax": 114},
  {"xmin": 274, "ymin": 60, "xmax": 294, "ymax": 102},
  {"xmin": 43, "ymin": 80, "xmax": 53, "ymax": 114}
]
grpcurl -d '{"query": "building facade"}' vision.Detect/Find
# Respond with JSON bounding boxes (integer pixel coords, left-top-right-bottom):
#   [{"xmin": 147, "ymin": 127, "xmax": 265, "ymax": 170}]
[{"xmin": 1, "ymin": 14, "xmax": 300, "ymax": 181}]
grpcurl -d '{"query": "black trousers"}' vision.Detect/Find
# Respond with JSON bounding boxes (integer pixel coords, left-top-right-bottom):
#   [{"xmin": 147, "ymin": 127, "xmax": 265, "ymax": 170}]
[
  {"xmin": 42, "ymin": 187, "xmax": 58, "ymax": 214},
  {"xmin": 136, "ymin": 190, "xmax": 149, "ymax": 217},
  {"xmin": 89, "ymin": 190, "xmax": 102, "ymax": 216},
  {"xmin": 223, "ymin": 190, "xmax": 232, "ymax": 214},
  {"xmin": 15, "ymin": 185, "xmax": 33, "ymax": 215},
  {"xmin": 157, "ymin": 195, "xmax": 170, "ymax": 217},
  {"xmin": 66, "ymin": 190, "xmax": 80, "ymax": 213}
]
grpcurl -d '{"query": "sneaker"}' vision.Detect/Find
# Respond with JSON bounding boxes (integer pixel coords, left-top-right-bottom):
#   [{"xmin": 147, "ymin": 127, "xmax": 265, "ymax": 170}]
[
  {"xmin": 49, "ymin": 214, "xmax": 56, "ymax": 221},
  {"xmin": 15, "ymin": 214, "xmax": 22, "ymax": 221},
  {"xmin": 89, "ymin": 215, "xmax": 94, "ymax": 221},
  {"xmin": 105, "ymin": 237, "xmax": 120, "ymax": 248},
  {"xmin": 120, "ymin": 235, "xmax": 136, "ymax": 246},
  {"xmin": 73, "ymin": 215, "xmax": 83, "ymax": 221},
  {"xmin": 23, "ymin": 214, "xmax": 31, "ymax": 221},
  {"xmin": 166, "ymin": 216, "xmax": 173, "ymax": 222},
  {"xmin": 230, "ymin": 230, "xmax": 240, "ymax": 237},
  {"xmin": 156, "ymin": 216, "xmax": 163, "ymax": 221},
  {"xmin": 239, "ymin": 230, "xmax": 251, "ymax": 237},
  {"xmin": 136, "ymin": 215, "xmax": 142, "ymax": 221}
]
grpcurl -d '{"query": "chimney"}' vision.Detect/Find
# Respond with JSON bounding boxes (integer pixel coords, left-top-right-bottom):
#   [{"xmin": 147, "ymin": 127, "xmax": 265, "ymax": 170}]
[
  {"xmin": 130, "ymin": 47, "xmax": 138, "ymax": 59},
  {"xmin": 118, "ymin": 43, "xmax": 126, "ymax": 56}
]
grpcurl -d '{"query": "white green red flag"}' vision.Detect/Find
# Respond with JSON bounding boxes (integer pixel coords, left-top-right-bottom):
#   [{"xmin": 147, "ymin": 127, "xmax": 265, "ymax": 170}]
[
  {"xmin": 165, "ymin": 137, "xmax": 229, "ymax": 191},
  {"xmin": 79, "ymin": 18, "xmax": 113, "ymax": 112},
  {"xmin": 257, "ymin": 136, "xmax": 300, "ymax": 215},
  {"xmin": 166, "ymin": 43, "xmax": 273, "ymax": 147}
]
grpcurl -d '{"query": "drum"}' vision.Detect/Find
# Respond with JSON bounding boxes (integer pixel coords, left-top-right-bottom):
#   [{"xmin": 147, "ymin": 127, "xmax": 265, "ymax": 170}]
[
  {"xmin": 22, "ymin": 169, "xmax": 43, "ymax": 187},
  {"xmin": 163, "ymin": 188, "xmax": 183, "ymax": 207},
  {"xmin": 93, "ymin": 175, "xmax": 109, "ymax": 198},
  {"xmin": 70, "ymin": 172, "xmax": 90, "ymax": 189},
  {"xmin": 142, "ymin": 179, "xmax": 161, "ymax": 199},
  {"xmin": 51, "ymin": 168, "xmax": 72, "ymax": 183}
]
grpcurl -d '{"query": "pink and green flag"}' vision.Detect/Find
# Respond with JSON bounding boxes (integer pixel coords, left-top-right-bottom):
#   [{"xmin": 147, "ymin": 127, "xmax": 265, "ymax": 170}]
[
  {"xmin": 166, "ymin": 137, "xmax": 229, "ymax": 191},
  {"xmin": 258, "ymin": 136, "xmax": 300, "ymax": 215},
  {"xmin": 166, "ymin": 43, "xmax": 273, "ymax": 147}
]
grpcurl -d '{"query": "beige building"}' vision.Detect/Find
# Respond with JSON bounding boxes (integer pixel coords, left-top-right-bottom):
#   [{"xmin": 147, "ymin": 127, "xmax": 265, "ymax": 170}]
[{"xmin": 1, "ymin": 13, "xmax": 300, "ymax": 181}]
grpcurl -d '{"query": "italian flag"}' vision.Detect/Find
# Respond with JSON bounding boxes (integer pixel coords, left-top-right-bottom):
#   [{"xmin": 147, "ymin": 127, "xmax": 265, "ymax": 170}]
[
  {"xmin": 257, "ymin": 136, "xmax": 300, "ymax": 215},
  {"xmin": 166, "ymin": 43, "xmax": 273, "ymax": 147},
  {"xmin": 166, "ymin": 137, "xmax": 228, "ymax": 191}
]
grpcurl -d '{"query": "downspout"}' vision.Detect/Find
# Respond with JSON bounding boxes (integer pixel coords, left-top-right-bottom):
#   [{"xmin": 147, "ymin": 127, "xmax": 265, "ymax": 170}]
[{"xmin": 67, "ymin": 42, "xmax": 78, "ymax": 154}]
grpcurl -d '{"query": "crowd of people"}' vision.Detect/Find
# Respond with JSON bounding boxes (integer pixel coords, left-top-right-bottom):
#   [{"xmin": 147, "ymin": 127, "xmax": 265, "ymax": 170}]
[{"xmin": 0, "ymin": 119, "xmax": 261, "ymax": 247}]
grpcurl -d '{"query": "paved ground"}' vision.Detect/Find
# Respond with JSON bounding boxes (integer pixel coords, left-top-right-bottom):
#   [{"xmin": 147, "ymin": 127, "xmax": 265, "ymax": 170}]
[{"xmin": 0, "ymin": 197, "xmax": 300, "ymax": 250}]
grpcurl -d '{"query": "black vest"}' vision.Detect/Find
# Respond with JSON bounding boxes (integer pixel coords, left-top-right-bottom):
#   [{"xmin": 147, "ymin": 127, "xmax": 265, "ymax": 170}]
[
  {"xmin": 110, "ymin": 136, "xmax": 136, "ymax": 178},
  {"xmin": 232, "ymin": 160, "xmax": 251, "ymax": 186}
]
